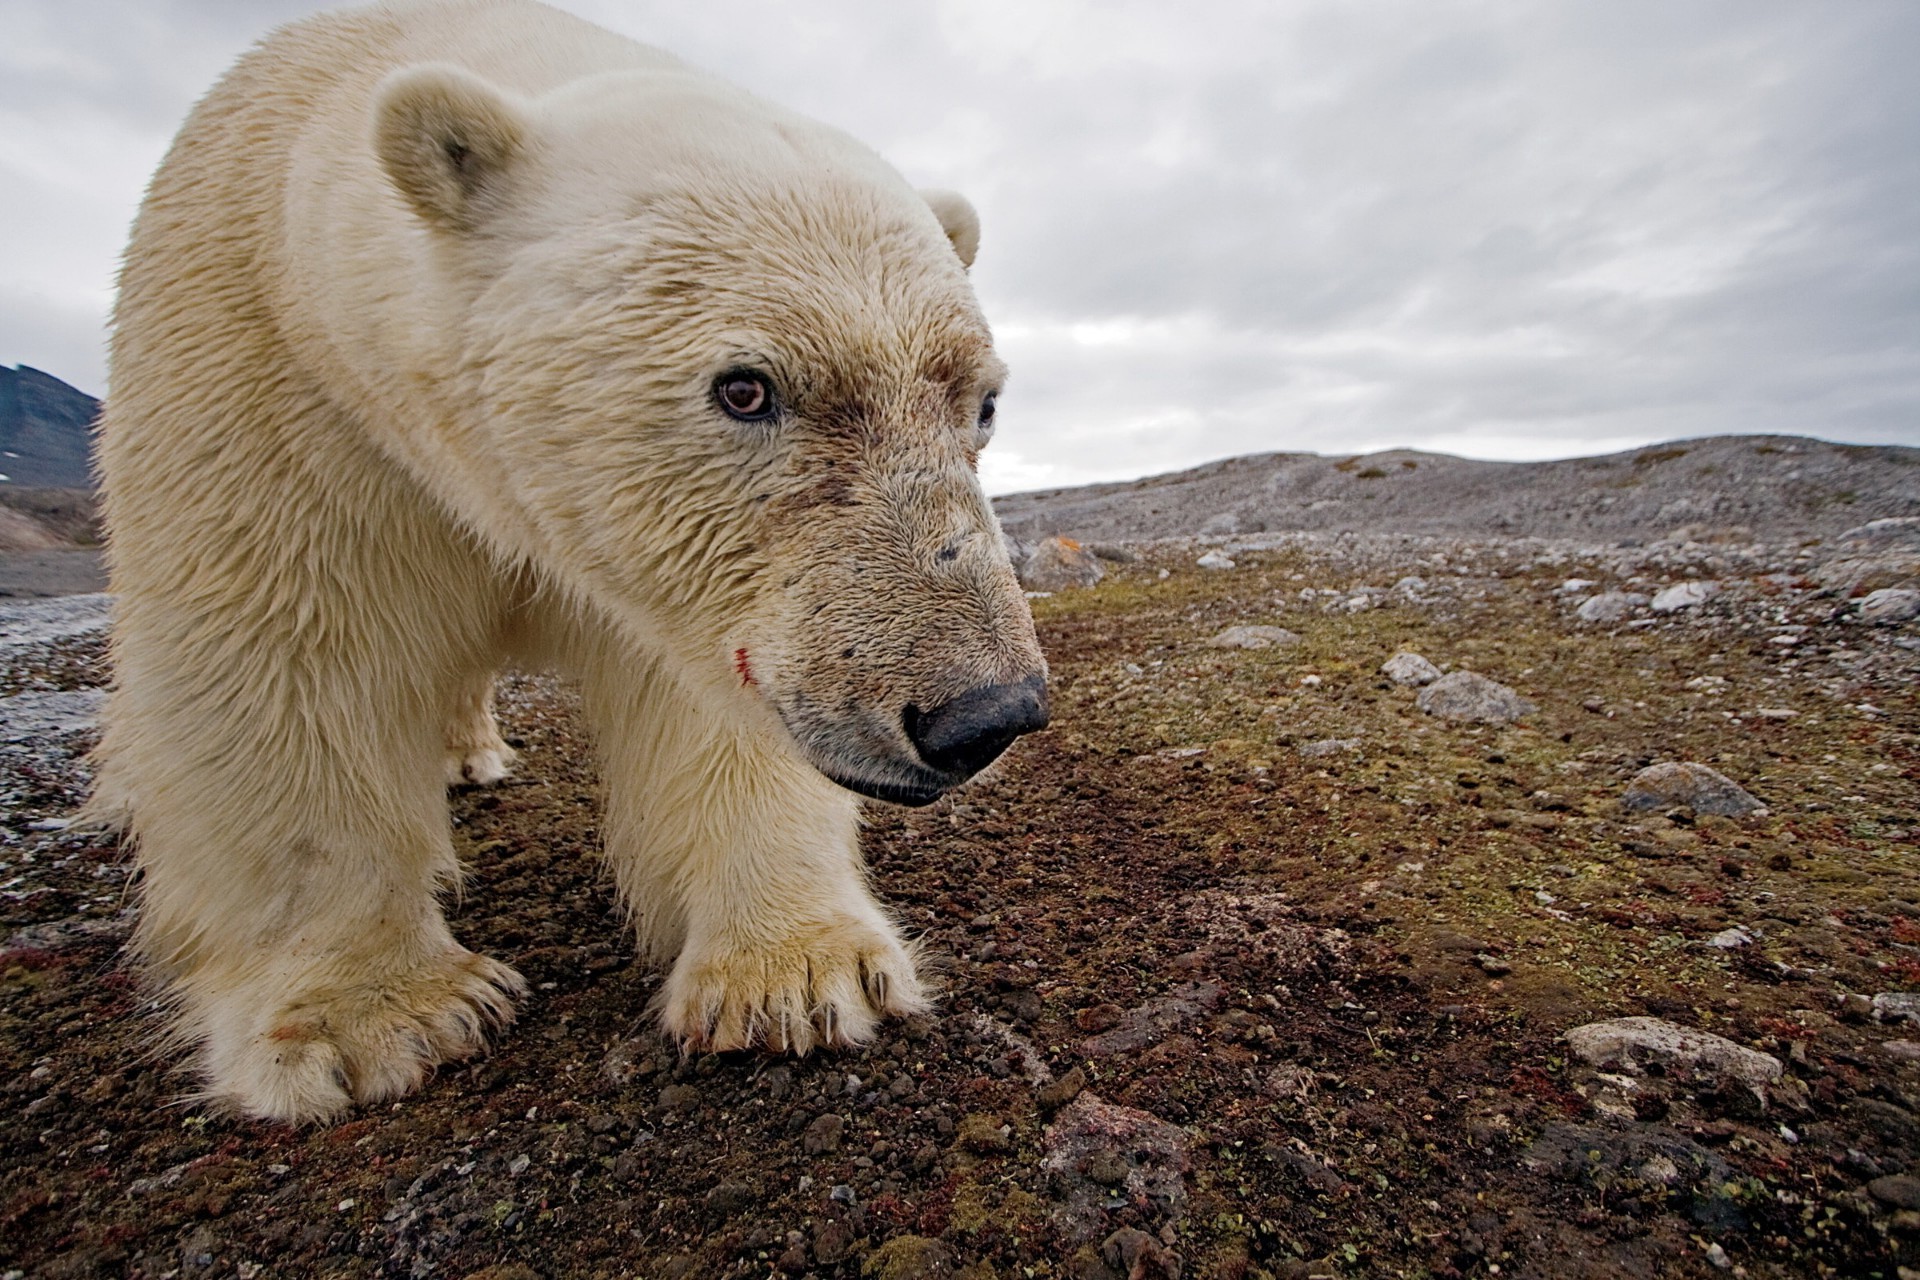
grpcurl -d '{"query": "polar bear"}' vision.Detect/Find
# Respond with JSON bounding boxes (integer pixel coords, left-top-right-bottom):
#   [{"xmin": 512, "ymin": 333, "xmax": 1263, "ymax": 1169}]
[{"xmin": 93, "ymin": 0, "xmax": 1048, "ymax": 1123}]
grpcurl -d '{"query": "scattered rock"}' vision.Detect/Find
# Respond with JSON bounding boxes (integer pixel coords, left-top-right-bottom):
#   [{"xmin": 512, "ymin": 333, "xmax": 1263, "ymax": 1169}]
[
  {"xmin": 1576, "ymin": 591, "xmax": 1649, "ymax": 622},
  {"xmin": 1565, "ymin": 1017, "xmax": 1783, "ymax": 1093},
  {"xmin": 862, "ymin": 1235, "xmax": 956, "ymax": 1280},
  {"xmin": 1649, "ymin": 581, "xmax": 1721, "ymax": 613},
  {"xmin": 1080, "ymin": 982, "xmax": 1223, "ymax": 1057},
  {"xmin": 1298, "ymin": 738, "xmax": 1359, "ymax": 757},
  {"xmin": 1881, "ymin": 1040, "xmax": 1920, "ymax": 1063},
  {"xmin": 1557, "ymin": 578, "xmax": 1596, "ymax": 594},
  {"xmin": 1705, "ymin": 927, "xmax": 1753, "ymax": 949},
  {"xmin": 1523, "ymin": 1122, "xmax": 1734, "ymax": 1196},
  {"xmin": 1415, "ymin": 671, "xmax": 1537, "ymax": 724},
  {"xmin": 0, "ymin": 687, "xmax": 105, "ymax": 742},
  {"xmin": 1203, "ymin": 624, "xmax": 1299, "ymax": 650},
  {"xmin": 802, "ymin": 1113, "xmax": 845, "ymax": 1155},
  {"xmin": 1043, "ymin": 1094, "xmax": 1192, "ymax": 1244},
  {"xmin": 1858, "ymin": 587, "xmax": 1920, "ymax": 623},
  {"xmin": 1195, "ymin": 550, "xmax": 1235, "ymax": 571},
  {"xmin": 1101, "ymin": 1227, "xmax": 1184, "ymax": 1279},
  {"xmin": 1020, "ymin": 536, "xmax": 1105, "ymax": 592},
  {"xmin": 1380, "ymin": 652, "xmax": 1442, "ymax": 686},
  {"xmin": 1867, "ymin": 1175, "xmax": 1920, "ymax": 1211},
  {"xmin": 1621, "ymin": 762, "xmax": 1765, "ymax": 817},
  {"xmin": 1037, "ymin": 1066, "xmax": 1087, "ymax": 1114},
  {"xmin": 704, "ymin": 1182, "xmax": 755, "ymax": 1220},
  {"xmin": 656, "ymin": 1084, "xmax": 701, "ymax": 1113},
  {"xmin": 1086, "ymin": 542, "xmax": 1138, "ymax": 563},
  {"xmin": 1873, "ymin": 993, "xmax": 1920, "ymax": 1025}
]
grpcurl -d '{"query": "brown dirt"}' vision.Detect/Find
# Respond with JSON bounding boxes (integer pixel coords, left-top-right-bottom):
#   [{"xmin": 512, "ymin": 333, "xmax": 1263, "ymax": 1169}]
[{"xmin": 3, "ymin": 539, "xmax": 1919, "ymax": 1279}]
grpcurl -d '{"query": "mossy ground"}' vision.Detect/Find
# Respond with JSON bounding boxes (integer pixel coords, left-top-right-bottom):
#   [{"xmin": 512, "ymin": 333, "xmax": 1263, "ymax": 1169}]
[{"xmin": 2, "ymin": 539, "xmax": 1917, "ymax": 1278}]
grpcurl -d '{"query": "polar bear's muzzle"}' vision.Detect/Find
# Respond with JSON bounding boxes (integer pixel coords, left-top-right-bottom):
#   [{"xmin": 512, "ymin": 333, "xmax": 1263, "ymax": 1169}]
[{"xmin": 792, "ymin": 673, "xmax": 1050, "ymax": 807}]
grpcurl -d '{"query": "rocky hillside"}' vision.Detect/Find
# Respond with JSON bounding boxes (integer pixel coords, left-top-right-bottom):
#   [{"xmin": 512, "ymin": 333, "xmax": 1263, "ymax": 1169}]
[
  {"xmin": 995, "ymin": 435, "xmax": 1920, "ymax": 546},
  {"xmin": 0, "ymin": 364, "xmax": 96, "ymax": 490}
]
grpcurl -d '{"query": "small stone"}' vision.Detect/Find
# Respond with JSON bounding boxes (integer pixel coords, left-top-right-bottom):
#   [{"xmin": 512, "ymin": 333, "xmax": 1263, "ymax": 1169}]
[
  {"xmin": 1101, "ymin": 1228, "xmax": 1183, "ymax": 1279},
  {"xmin": 1705, "ymin": 927, "xmax": 1753, "ymax": 949},
  {"xmin": 1415, "ymin": 671, "xmax": 1537, "ymax": 725},
  {"xmin": 1874, "ymin": 993, "xmax": 1920, "ymax": 1025},
  {"xmin": 862, "ymin": 1234, "xmax": 956, "ymax": 1280},
  {"xmin": 956, "ymin": 1112, "xmax": 1012, "ymax": 1154},
  {"xmin": 1564, "ymin": 1017, "xmax": 1783, "ymax": 1091},
  {"xmin": 1868, "ymin": 1175, "xmax": 1920, "ymax": 1211},
  {"xmin": 657, "ymin": 1083, "xmax": 701, "ymax": 1112},
  {"xmin": 1084, "ymin": 1148, "xmax": 1130, "ymax": 1185},
  {"xmin": 1020, "ymin": 536, "xmax": 1104, "ymax": 592},
  {"xmin": 1298, "ymin": 738, "xmax": 1359, "ymax": 757},
  {"xmin": 1577, "ymin": 591, "xmax": 1648, "ymax": 622},
  {"xmin": 1475, "ymin": 953, "xmax": 1511, "ymax": 976},
  {"xmin": 1381, "ymin": 652, "xmax": 1442, "ymax": 686},
  {"xmin": 1649, "ymin": 581, "xmax": 1721, "ymax": 613},
  {"xmin": 1621, "ymin": 762, "xmax": 1765, "ymax": 817},
  {"xmin": 1196, "ymin": 550, "xmax": 1236, "ymax": 570},
  {"xmin": 1204, "ymin": 624, "xmax": 1299, "ymax": 650},
  {"xmin": 1037, "ymin": 1066, "xmax": 1087, "ymax": 1113},
  {"xmin": 813, "ymin": 1221, "xmax": 857, "ymax": 1265},
  {"xmin": 1859, "ymin": 588, "xmax": 1920, "ymax": 623},
  {"xmin": 506, "ymin": 1154, "xmax": 530, "ymax": 1176},
  {"xmin": 1883, "ymin": 1040, "xmax": 1920, "ymax": 1062},
  {"xmin": 705, "ymin": 1182, "xmax": 755, "ymax": 1220},
  {"xmin": 803, "ymin": 1113, "xmax": 845, "ymax": 1155},
  {"xmin": 1558, "ymin": 578, "xmax": 1597, "ymax": 594}
]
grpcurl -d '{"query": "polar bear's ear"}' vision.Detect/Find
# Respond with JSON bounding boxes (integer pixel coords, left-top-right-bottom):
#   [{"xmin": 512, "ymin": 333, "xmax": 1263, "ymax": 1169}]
[
  {"xmin": 921, "ymin": 189, "xmax": 980, "ymax": 269},
  {"xmin": 374, "ymin": 64, "xmax": 529, "ymax": 233}
]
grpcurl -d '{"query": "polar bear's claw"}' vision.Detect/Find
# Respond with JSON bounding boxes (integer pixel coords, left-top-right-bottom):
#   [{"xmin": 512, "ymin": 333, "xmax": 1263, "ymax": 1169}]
[
  {"xmin": 201, "ymin": 948, "xmax": 526, "ymax": 1124},
  {"xmin": 661, "ymin": 918, "xmax": 927, "ymax": 1057}
]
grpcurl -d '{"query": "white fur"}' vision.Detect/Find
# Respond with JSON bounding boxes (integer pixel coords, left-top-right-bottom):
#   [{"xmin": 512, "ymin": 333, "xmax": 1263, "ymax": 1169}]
[{"xmin": 93, "ymin": 0, "xmax": 1042, "ymax": 1122}]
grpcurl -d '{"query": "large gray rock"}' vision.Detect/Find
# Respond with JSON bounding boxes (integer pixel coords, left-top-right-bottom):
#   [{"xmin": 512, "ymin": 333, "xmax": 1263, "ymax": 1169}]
[
  {"xmin": 1576, "ymin": 591, "xmax": 1648, "ymax": 623},
  {"xmin": 1019, "ymin": 536, "xmax": 1104, "ymax": 592},
  {"xmin": 1204, "ymin": 625, "xmax": 1299, "ymax": 650},
  {"xmin": 1415, "ymin": 671, "xmax": 1537, "ymax": 724},
  {"xmin": 1621, "ymin": 762, "xmax": 1765, "ymax": 817},
  {"xmin": 1381, "ymin": 652, "xmax": 1442, "ymax": 685},
  {"xmin": 1649, "ymin": 581, "xmax": 1721, "ymax": 613},
  {"xmin": 1858, "ymin": 587, "xmax": 1920, "ymax": 623},
  {"xmin": 1565, "ymin": 1016, "xmax": 1783, "ymax": 1091}
]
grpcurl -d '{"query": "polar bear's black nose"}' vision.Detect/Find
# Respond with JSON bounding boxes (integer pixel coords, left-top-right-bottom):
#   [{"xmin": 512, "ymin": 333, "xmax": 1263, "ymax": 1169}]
[{"xmin": 903, "ymin": 675, "xmax": 1050, "ymax": 780}]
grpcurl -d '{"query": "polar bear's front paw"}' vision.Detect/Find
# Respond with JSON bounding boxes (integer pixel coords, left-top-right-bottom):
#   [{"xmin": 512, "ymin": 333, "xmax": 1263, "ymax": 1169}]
[
  {"xmin": 201, "ymin": 948, "xmax": 526, "ymax": 1123},
  {"xmin": 661, "ymin": 918, "xmax": 928, "ymax": 1055}
]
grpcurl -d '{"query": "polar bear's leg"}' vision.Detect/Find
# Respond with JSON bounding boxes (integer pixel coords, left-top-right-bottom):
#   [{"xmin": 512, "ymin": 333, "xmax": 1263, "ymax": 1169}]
[
  {"xmin": 443, "ymin": 672, "xmax": 517, "ymax": 786},
  {"xmin": 107, "ymin": 527, "xmax": 524, "ymax": 1121},
  {"xmin": 582, "ymin": 652, "xmax": 928, "ymax": 1053}
]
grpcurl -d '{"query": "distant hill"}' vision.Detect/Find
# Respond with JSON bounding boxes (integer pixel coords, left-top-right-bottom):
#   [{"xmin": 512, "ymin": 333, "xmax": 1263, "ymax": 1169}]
[
  {"xmin": 0, "ymin": 365, "xmax": 97, "ymax": 489},
  {"xmin": 994, "ymin": 435, "xmax": 1920, "ymax": 546}
]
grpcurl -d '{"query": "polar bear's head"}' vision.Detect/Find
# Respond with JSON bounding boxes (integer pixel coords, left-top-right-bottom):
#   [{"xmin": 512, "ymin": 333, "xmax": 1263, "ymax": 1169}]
[{"xmin": 374, "ymin": 64, "xmax": 1048, "ymax": 804}]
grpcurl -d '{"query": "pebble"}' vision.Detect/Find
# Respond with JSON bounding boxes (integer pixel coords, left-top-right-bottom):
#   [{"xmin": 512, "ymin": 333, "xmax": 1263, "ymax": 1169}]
[
  {"xmin": 802, "ymin": 1113, "xmax": 845, "ymax": 1155},
  {"xmin": 1037, "ymin": 1065, "xmax": 1087, "ymax": 1113},
  {"xmin": 1705, "ymin": 927, "xmax": 1753, "ymax": 949},
  {"xmin": 1564, "ymin": 1016, "xmax": 1783, "ymax": 1090},
  {"xmin": 1203, "ymin": 624, "xmax": 1299, "ymax": 650},
  {"xmin": 1380, "ymin": 652, "xmax": 1442, "ymax": 686},
  {"xmin": 1858, "ymin": 587, "xmax": 1920, "ymax": 623},
  {"xmin": 1042, "ymin": 1094, "xmax": 1192, "ymax": 1245},
  {"xmin": 1873, "ymin": 993, "xmax": 1920, "ymax": 1025},
  {"xmin": 1196, "ymin": 550, "xmax": 1236, "ymax": 570},
  {"xmin": 1576, "ymin": 591, "xmax": 1648, "ymax": 623},
  {"xmin": 656, "ymin": 1084, "xmax": 701, "ymax": 1112},
  {"xmin": 1298, "ymin": 738, "xmax": 1359, "ymax": 757},
  {"xmin": 1620, "ymin": 762, "xmax": 1765, "ymax": 817},
  {"xmin": 1649, "ymin": 581, "xmax": 1721, "ymax": 613},
  {"xmin": 1415, "ymin": 670, "xmax": 1537, "ymax": 724},
  {"xmin": 1867, "ymin": 1175, "xmax": 1920, "ymax": 1211},
  {"xmin": 1019, "ymin": 535, "xmax": 1105, "ymax": 592},
  {"xmin": 1883, "ymin": 1040, "xmax": 1920, "ymax": 1062}
]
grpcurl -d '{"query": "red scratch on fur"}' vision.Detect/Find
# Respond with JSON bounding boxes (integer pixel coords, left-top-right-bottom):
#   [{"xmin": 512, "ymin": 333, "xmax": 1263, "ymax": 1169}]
[{"xmin": 734, "ymin": 647, "xmax": 755, "ymax": 686}]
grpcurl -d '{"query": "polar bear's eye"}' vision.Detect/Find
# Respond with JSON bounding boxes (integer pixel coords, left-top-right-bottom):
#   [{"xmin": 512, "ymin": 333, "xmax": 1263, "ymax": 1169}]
[
  {"xmin": 978, "ymin": 393, "xmax": 997, "ymax": 430},
  {"xmin": 716, "ymin": 373, "xmax": 776, "ymax": 422}
]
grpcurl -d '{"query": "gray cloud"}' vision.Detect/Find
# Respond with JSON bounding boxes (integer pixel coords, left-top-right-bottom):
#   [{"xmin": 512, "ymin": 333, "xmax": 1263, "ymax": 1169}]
[{"xmin": 3, "ymin": 0, "xmax": 1915, "ymax": 492}]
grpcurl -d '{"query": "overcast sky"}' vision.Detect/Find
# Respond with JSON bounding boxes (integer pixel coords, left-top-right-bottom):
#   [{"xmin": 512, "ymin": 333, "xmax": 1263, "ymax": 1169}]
[{"xmin": 4, "ymin": 1, "xmax": 1918, "ymax": 493}]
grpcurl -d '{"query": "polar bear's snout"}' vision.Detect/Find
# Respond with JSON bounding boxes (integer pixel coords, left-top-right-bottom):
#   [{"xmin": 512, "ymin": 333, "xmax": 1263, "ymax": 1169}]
[{"xmin": 902, "ymin": 674, "xmax": 1050, "ymax": 781}]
